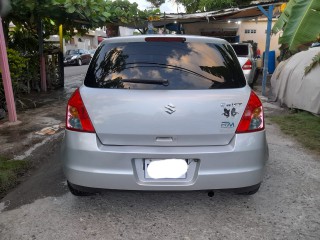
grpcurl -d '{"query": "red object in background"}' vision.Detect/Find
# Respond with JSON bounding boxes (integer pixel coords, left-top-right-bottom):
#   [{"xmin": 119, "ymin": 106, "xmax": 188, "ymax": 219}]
[
  {"xmin": 98, "ymin": 36, "xmax": 104, "ymax": 43},
  {"xmin": 256, "ymin": 48, "xmax": 261, "ymax": 57}
]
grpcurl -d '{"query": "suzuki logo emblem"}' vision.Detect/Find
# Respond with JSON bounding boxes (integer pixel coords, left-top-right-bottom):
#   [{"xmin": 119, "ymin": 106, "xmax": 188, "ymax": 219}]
[{"xmin": 165, "ymin": 104, "xmax": 176, "ymax": 114}]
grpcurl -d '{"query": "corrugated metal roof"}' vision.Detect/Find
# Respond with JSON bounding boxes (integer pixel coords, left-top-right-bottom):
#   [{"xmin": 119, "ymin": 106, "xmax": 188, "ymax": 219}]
[{"xmin": 126, "ymin": 1, "xmax": 285, "ymax": 28}]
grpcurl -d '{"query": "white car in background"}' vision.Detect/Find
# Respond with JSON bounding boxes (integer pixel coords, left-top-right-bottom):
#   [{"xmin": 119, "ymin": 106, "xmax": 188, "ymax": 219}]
[{"xmin": 231, "ymin": 43, "xmax": 258, "ymax": 87}]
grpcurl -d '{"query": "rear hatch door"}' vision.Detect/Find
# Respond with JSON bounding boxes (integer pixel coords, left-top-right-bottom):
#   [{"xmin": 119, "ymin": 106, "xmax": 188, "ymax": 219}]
[
  {"xmin": 82, "ymin": 38, "xmax": 249, "ymax": 146},
  {"xmin": 81, "ymin": 87, "xmax": 250, "ymax": 146}
]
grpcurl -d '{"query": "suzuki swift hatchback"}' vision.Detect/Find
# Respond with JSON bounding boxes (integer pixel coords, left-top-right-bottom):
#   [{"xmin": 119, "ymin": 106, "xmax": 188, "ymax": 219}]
[{"xmin": 61, "ymin": 35, "xmax": 268, "ymax": 196}]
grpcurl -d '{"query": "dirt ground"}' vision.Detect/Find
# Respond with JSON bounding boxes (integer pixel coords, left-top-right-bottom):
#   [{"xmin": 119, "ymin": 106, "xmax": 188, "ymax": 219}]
[{"xmin": 0, "ymin": 67, "xmax": 85, "ymax": 159}]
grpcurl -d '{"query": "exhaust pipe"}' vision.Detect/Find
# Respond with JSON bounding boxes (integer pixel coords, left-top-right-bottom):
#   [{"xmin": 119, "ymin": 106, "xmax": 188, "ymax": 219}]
[{"xmin": 208, "ymin": 191, "xmax": 214, "ymax": 197}]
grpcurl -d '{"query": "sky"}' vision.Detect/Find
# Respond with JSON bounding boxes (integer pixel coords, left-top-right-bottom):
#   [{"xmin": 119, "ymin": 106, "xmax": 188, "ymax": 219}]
[{"xmin": 128, "ymin": 0, "xmax": 186, "ymax": 14}]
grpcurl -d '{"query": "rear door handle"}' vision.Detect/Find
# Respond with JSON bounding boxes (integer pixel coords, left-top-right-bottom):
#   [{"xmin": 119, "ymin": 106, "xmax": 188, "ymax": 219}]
[{"xmin": 156, "ymin": 137, "xmax": 173, "ymax": 142}]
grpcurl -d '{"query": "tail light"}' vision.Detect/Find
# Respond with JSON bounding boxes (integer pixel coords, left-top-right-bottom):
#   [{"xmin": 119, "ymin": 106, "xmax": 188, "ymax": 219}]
[
  {"xmin": 66, "ymin": 88, "xmax": 95, "ymax": 133},
  {"xmin": 242, "ymin": 59, "xmax": 252, "ymax": 70},
  {"xmin": 236, "ymin": 91, "xmax": 264, "ymax": 133}
]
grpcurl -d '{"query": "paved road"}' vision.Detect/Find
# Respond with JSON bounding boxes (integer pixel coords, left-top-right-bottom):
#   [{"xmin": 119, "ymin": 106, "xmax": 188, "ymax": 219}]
[
  {"xmin": 0, "ymin": 71, "xmax": 319, "ymax": 239},
  {"xmin": 63, "ymin": 65, "xmax": 88, "ymax": 95},
  {"xmin": 64, "ymin": 65, "xmax": 89, "ymax": 78}
]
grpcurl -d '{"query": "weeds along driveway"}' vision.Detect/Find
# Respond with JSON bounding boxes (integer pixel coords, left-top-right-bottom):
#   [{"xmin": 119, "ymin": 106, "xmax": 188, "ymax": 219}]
[{"xmin": 0, "ymin": 100, "xmax": 319, "ymax": 239}]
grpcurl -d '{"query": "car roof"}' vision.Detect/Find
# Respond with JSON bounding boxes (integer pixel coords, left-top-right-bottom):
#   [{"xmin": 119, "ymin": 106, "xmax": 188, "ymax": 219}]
[{"xmin": 101, "ymin": 35, "xmax": 229, "ymax": 45}]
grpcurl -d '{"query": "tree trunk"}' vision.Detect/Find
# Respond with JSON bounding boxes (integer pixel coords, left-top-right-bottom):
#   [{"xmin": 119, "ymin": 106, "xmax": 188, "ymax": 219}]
[
  {"xmin": 37, "ymin": 18, "xmax": 47, "ymax": 92},
  {"xmin": 1, "ymin": 18, "xmax": 9, "ymax": 47},
  {"xmin": 106, "ymin": 24, "xmax": 119, "ymax": 37}
]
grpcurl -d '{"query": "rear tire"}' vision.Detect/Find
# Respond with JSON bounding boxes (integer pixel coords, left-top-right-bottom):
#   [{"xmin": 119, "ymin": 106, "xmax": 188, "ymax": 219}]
[
  {"xmin": 67, "ymin": 181, "xmax": 94, "ymax": 196},
  {"xmin": 250, "ymin": 69, "xmax": 260, "ymax": 88},
  {"xmin": 236, "ymin": 183, "xmax": 261, "ymax": 195}
]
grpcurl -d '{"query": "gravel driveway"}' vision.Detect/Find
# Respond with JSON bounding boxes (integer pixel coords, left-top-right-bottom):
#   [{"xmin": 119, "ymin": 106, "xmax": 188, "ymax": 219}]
[{"xmin": 0, "ymin": 121, "xmax": 319, "ymax": 240}]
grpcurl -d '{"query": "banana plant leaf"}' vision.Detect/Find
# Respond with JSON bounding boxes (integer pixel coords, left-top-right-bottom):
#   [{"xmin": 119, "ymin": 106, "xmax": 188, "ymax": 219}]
[
  {"xmin": 272, "ymin": 0, "xmax": 295, "ymax": 34},
  {"xmin": 272, "ymin": 0, "xmax": 320, "ymax": 52}
]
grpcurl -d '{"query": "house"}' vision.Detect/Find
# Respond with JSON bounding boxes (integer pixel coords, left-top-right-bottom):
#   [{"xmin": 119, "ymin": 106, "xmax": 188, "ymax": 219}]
[
  {"xmin": 130, "ymin": 1, "xmax": 285, "ymax": 63},
  {"xmin": 183, "ymin": 16, "xmax": 281, "ymax": 60},
  {"xmin": 48, "ymin": 27, "xmax": 107, "ymax": 53}
]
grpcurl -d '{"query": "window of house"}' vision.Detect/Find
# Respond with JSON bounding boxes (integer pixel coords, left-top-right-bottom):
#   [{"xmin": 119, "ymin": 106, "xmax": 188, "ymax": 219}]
[{"xmin": 245, "ymin": 29, "xmax": 256, "ymax": 34}]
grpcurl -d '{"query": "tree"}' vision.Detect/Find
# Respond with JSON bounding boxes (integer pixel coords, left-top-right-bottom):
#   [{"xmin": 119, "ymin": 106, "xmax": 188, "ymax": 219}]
[
  {"xmin": 3, "ymin": 0, "xmax": 159, "ymax": 42},
  {"xmin": 272, "ymin": 0, "xmax": 320, "ymax": 60},
  {"xmin": 1, "ymin": 0, "xmax": 160, "ymax": 94},
  {"xmin": 146, "ymin": 0, "xmax": 166, "ymax": 8},
  {"xmin": 174, "ymin": 0, "xmax": 260, "ymax": 13},
  {"xmin": 199, "ymin": 0, "xmax": 235, "ymax": 11},
  {"xmin": 55, "ymin": 0, "xmax": 159, "ymax": 37},
  {"xmin": 2, "ymin": 0, "xmax": 59, "ymax": 45},
  {"xmin": 53, "ymin": 0, "xmax": 116, "ymax": 37},
  {"xmin": 234, "ymin": 0, "xmax": 253, "ymax": 6}
]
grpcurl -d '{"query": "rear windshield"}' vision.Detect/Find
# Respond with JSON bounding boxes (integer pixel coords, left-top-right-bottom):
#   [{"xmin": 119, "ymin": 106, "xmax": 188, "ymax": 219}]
[
  {"xmin": 85, "ymin": 41, "xmax": 246, "ymax": 89},
  {"xmin": 231, "ymin": 44, "xmax": 249, "ymax": 57}
]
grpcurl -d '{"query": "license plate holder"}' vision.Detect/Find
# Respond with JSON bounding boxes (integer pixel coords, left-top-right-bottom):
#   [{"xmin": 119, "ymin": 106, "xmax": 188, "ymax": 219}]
[{"xmin": 144, "ymin": 159, "xmax": 188, "ymax": 179}]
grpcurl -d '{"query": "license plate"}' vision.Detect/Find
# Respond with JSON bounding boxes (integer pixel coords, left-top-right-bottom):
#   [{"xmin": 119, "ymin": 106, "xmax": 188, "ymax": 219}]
[{"xmin": 144, "ymin": 159, "xmax": 188, "ymax": 179}]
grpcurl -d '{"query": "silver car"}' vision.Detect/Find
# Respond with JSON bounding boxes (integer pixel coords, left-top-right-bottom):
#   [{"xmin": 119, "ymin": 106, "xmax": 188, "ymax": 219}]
[
  {"xmin": 61, "ymin": 35, "xmax": 268, "ymax": 196},
  {"xmin": 231, "ymin": 43, "xmax": 258, "ymax": 87}
]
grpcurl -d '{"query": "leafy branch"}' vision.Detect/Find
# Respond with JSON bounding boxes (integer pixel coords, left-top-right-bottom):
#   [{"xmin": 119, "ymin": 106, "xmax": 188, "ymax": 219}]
[{"xmin": 305, "ymin": 52, "xmax": 320, "ymax": 75}]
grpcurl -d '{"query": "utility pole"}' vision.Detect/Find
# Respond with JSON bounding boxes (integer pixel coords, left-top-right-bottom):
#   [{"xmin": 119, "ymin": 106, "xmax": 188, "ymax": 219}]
[
  {"xmin": 0, "ymin": 17, "xmax": 17, "ymax": 122},
  {"xmin": 258, "ymin": 5, "xmax": 274, "ymax": 97},
  {"xmin": 59, "ymin": 24, "xmax": 64, "ymax": 87}
]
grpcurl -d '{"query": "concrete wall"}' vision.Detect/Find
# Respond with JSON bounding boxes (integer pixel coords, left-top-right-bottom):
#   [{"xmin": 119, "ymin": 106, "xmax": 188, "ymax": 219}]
[{"xmin": 237, "ymin": 19, "xmax": 281, "ymax": 59}]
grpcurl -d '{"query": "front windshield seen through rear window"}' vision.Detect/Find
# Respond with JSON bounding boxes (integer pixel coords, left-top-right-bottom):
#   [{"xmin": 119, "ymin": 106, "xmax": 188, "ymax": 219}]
[
  {"xmin": 66, "ymin": 50, "xmax": 79, "ymax": 55},
  {"xmin": 85, "ymin": 41, "xmax": 245, "ymax": 90}
]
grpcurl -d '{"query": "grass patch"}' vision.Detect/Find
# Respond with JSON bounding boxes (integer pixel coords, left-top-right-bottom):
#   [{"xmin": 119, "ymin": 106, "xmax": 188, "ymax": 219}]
[
  {"xmin": 0, "ymin": 156, "xmax": 30, "ymax": 196},
  {"xmin": 269, "ymin": 111, "xmax": 320, "ymax": 154}
]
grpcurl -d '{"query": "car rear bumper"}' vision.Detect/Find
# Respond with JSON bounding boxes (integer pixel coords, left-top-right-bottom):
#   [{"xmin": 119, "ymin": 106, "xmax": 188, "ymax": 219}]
[{"xmin": 61, "ymin": 130, "xmax": 268, "ymax": 191}]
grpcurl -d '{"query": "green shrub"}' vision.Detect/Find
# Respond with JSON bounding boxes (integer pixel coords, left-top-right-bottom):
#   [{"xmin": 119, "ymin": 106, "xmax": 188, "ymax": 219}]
[{"xmin": 0, "ymin": 49, "xmax": 36, "ymax": 106}]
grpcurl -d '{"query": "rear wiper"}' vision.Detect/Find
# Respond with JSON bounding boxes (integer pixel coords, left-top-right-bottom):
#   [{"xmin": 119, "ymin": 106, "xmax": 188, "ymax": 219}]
[
  {"xmin": 120, "ymin": 79, "xmax": 169, "ymax": 86},
  {"xmin": 125, "ymin": 62, "xmax": 222, "ymax": 84}
]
